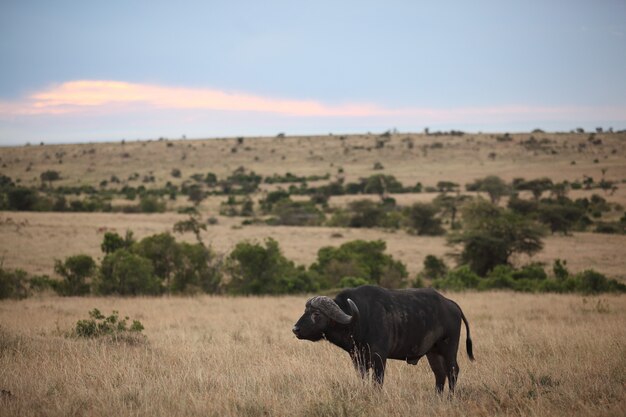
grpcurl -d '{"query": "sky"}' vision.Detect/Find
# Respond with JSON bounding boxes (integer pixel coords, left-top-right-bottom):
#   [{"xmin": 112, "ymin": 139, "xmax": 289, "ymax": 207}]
[{"xmin": 0, "ymin": 0, "xmax": 625, "ymax": 145}]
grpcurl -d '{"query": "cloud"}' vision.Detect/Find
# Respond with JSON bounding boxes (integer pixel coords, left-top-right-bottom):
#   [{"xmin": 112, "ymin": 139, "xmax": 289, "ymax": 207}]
[
  {"xmin": 1, "ymin": 80, "xmax": 625, "ymax": 126},
  {"xmin": 2, "ymin": 80, "xmax": 385, "ymax": 117}
]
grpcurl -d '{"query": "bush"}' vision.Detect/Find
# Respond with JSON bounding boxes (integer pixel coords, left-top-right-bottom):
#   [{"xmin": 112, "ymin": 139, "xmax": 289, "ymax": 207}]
[
  {"xmin": 537, "ymin": 201, "xmax": 585, "ymax": 234},
  {"xmin": 133, "ymin": 233, "xmax": 181, "ymax": 285},
  {"xmin": 74, "ymin": 309, "xmax": 145, "ymax": 342},
  {"xmin": 338, "ymin": 276, "xmax": 370, "ymax": 288},
  {"xmin": 421, "ymin": 255, "xmax": 448, "ymax": 279},
  {"xmin": 0, "ymin": 267, "xmax": 30, "ymax": 299},
  {"xmin": 363, "ymin": 174, "xmax": 404, "ymax": 195},
  {"xmin": 346, "ymin": 199, "xmax": 387, "ymax": 228},
  {"xmin": 269, "ymin": 198, "xmax": 324, "ymax": 226},
  {"xmin": 575, "ymin": 270, "xmax": 626, "ymax": 294},
  {"xmin": 310, "ymin": 240, "xmax": 408, "ymax": 289},
  {"xmin": 226, "ymin": 238, "xmax": 311, "ymax": 294},
  {"xmin": 40, "ymin": 170, "xmax": 61, "ymax": 185},
  {"xmin": 139, "ymin": 195, "xmax": 166, "ymax": 213},
  {"xmin": 259, "ymin": 190, "xmax": 291, "ymax": 213},
  {"xmin": 101, "ymin": 231, "xmax": 135, "ymax": 254},
  {"xmin": 448, "ymin": 200, "xmax": 545, "ymax": 276},
  {"xmin": 404, "ymin": 202, "xmax": 445, "ymax": 235},
  {"xmin": 170, "ymin": 243, "xmax": 222, "ymax": 294},
  {"xmin": 432, "ymin": 266, "xmax": 480, "ymax": 291},
  {"xmin": 97, "ymin": 249, "xmax": 161, "ymax": 295},
  {"xmin": 7, "ymin": 187, "xmax": 39, "ymax": 210},
  {"xmin": 466, "ymin": 176, "xmax": 509, "ymax": 204},
  {"xmin": 53, "ymin": 255, "xmax": 96, "ymax": 296}
]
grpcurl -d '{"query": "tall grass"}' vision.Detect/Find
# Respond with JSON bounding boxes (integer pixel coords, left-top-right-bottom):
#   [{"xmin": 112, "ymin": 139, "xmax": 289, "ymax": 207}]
[{"xmin": 1, "ymin": 292, "xmax": 625, "ymax": 416}]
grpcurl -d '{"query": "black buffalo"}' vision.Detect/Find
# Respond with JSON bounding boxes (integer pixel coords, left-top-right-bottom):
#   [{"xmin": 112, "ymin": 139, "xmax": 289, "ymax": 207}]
[{"xmin": 292, "ymin": 285, "xmax": 474, "ymax": 391}]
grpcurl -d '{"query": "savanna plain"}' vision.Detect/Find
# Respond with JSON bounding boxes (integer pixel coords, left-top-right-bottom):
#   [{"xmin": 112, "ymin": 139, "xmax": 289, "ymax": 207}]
[{"xmin": 1, "ymin": 131, "xmax": 626, "ymax": 416}]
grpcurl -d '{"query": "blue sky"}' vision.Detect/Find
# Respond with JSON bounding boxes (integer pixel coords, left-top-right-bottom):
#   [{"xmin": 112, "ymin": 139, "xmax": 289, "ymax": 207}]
[{"xmin": 1, "ymin": 1, "xmax": 625, "ymax": 144}]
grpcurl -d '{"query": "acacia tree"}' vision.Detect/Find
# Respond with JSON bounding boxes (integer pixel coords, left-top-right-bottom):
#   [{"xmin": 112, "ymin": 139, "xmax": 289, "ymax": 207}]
[
  {"xmin": 448, "ymin": 199, "xmax": 545, "ymax": 276},
  {"xmin": 474, "ymin": 175, "xmax": 509, "ymax": 204}
]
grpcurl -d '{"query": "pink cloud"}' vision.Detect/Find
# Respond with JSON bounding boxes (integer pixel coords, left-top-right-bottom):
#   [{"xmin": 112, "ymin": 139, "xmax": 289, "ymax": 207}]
[
  {"xmin": 8, "ymin": 80, "xmax": 384, "ymax": 117},
  {"xmin": 1, "ymin": 80, "xmax": 625, "ymax": 125}
]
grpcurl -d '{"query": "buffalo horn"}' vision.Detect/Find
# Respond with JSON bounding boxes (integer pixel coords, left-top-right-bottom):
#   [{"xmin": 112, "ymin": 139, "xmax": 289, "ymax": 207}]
[{"xmin": 308, "ymin": 296, "xmax": 357, "ymax": 325}]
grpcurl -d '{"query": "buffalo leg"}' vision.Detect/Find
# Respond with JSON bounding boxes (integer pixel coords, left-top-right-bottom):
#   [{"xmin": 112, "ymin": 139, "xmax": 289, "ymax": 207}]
[
  {"xmin": 439, "ymin": 337, "xmax": 460, "ymax": 393},
  {"xmin": 350, "ymin": 351, "xmax": 370, "ymax": 379},
  {"xmin": 426, "ymin": 352, "xmax": 447, "ymax": 393},
  {"xmin": 371, "ymin": 354, "xmax": 386, "ymax": 385}
]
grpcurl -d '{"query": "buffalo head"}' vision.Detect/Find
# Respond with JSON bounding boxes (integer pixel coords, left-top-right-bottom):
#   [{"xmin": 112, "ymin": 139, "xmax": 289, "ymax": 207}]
[{"xmin": 292, "ymin": 296, "xmax": 359, "ymax": 341}]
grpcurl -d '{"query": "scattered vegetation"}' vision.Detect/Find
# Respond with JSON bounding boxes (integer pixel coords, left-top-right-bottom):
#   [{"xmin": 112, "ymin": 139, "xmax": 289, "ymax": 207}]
[{"xmin": 73, "ymin": 308, "xmax": 145, "ymax": 343}]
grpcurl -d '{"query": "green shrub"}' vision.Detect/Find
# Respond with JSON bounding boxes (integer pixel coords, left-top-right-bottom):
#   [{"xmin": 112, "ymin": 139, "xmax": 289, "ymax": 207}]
[
  {"xmin": 537, "ymin": 202, "xmax": 585, "ymax": 234},
  {"xmin": 139, "ymin": 195, "xmax": 166, "ymax": 213},
  {"xmin": 100, "ymin": 231, "xmax": 135, "ymax": 254},
  {"xmin": 346, "ymin": 199, "xmax": 387, "ymax": 228},
  {"xmin": 594, "ymin": 222, "xmax": 625, "ymax": 234},
  {"xmin": 226, "ymin": 238, "xmax": 311, "ymax": 294},
  {"xmin": 74, "ymin": 309, "xmax": 145, "ymax": 342},
  {"xmin": 448, "ymin": 200, "xmax": 545, "ymax": 276},
  {"xmin": 170, "ymin": 242, "xmax": 222, "ymax": 294},
  {"xmin": 133, "ymin": 233, "xmax": 181, "ymax": 285},
  {"xmin": 310, "ymin": 240, "xmax": 408, "ymax": 289},
  {"xmin": 404, "ymin": 202, "xmax": 445, "ymax": 236},
  {"xmin": 97, "ymin": 249, "xmax": 161, "ymax": 295},
  {"xmin": 270, "ymin": 198, "xmax": 324, "ymax": 226},
  {"xmin": 432, "ymin": 266, "xmax": 481, "ymax": 291},
  {"xmin": 421, "ymin": 255, "xmax": 448, "ymax": 279},
  {"xmin": 53, "ymin": 255, "xmax": 96, "ymax": 296},
  {"xmin": 575, "ymin": 270, "xmax": 626, "ymax": 294},
  {"xmin": 363, "ymin": 174, "xmax": 404, "ymax": 195},
  {"xmin": 7, "ymin": 187, "xmax": 39, "ymax": 210},
  {"xmin": 338, "ymin": 276, "xmax": 370, "ymax": 288},
  {"xmin": 466, "ymin": 176, "xmax": 509, "ymax": 204},
  {"xmin": 0, "ymin": 267, "xmax": 30, "ymax": 299}
]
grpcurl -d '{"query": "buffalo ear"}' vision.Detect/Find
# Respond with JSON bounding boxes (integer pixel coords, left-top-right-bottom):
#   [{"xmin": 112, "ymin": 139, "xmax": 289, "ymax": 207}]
[{"xmin": 347, "ymin": 298, "xmax": 359, "ymax": 323}]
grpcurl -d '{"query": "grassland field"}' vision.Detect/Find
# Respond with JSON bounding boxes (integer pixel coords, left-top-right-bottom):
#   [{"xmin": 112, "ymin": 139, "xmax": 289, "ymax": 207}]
[{"xmin": 1, "ymin": 131, "xmax": 625, "ymax": 416}]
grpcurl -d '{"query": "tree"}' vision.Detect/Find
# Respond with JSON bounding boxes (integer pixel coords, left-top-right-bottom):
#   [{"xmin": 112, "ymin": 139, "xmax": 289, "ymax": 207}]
[
  {"xmin": 271, "ymin": 198, "xmax": 324, "ymax": 226},
  {"xmin": 54, "ymin": 254, "xmax": 96, "ymax": 295},
  {"xmin": 310, "ymin": 240, "xmax": 408, "ymax": 289},
  {"xmin": 7, "ymin": 187, "xmax": 38, "ymax": 210},
  {"xmin": 363, "ymin": 174, "xmax": 404, "ymax": 198},
  {"xmin": 468, "ymin": 176, "xmax": 509, "ymax": 204},
  {"xmin": 433, "ymin": 193, "xmax": 471, "ymax": 229},
  {"xmin": 404, "ymin": 202, "xmax": 445, "ymax": 235},
  {"xmin": 171, "ymin": 243, "xmax": 222, "ymax": 294},
  {"xmin": 537, "ymin": 201, "xmax": 585, "ymax": 234},
  {"xmin": 421, "ymin": 255, "xmax": 448, "ymax": 279},
  {"xmin": 40, "ymin": 170, "xmax": 61, "ymax": 187},
  {"xmin": 226, "ymin": 238, "xmax": 308, "ymax": 294},
  {"xmin": 133, "ymin": 233, "xmax": 181, "ymax": 288},
  {"xmin": 173, "ymin": 214, "xmax": 207, "ymax": 244},
  {"xmin": 101, "ymin": 230, "xmax": 135, "ymax": 254},
  {"xmin": 97, "ymin": 249, "xmax": 160, "ymax": 295},
  {"xmin": 448, "ymin": 200, "xmax": 545, "ymax": 276},
  {"xmin": 187, "ymin": 184, "xmax": 206, "ymax": 205},
  {"xmin": 517, "ymin": 178, "xmax": 553, "ymax": 201},
  {"xmin": 347, "ymin": 199, "xmax": 386, "ymax": 228},
  {"xmin": 0, "ymin": 267, "xmax": 30, "ymax": 299}
]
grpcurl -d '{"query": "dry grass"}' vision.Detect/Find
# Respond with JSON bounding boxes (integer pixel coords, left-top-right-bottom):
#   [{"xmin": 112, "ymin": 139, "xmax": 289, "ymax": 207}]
[{"xmin": 0, "ymin": 292, "xmax": 625, "ymax": 416}]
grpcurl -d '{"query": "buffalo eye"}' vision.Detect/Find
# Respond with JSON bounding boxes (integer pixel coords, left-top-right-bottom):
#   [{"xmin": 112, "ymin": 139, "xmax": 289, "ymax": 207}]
[{"xmin": 311, "ymin": 311, "xmax": 321, "ymax": 322}]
